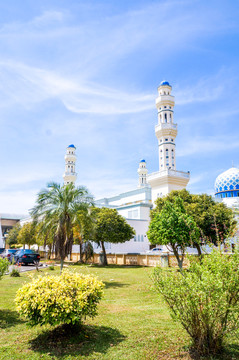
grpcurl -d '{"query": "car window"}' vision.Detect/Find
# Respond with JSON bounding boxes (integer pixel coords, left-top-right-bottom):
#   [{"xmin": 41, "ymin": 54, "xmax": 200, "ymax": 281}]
[{"xmin": 24, "ymin": 250, "xmax": 36, "ymax": 254}]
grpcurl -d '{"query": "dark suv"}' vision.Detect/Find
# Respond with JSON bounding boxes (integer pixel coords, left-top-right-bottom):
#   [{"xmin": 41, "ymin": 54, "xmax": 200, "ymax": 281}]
[{"xmin": 13, "ymin": 249, "xmax": 40, "ymax": 265}]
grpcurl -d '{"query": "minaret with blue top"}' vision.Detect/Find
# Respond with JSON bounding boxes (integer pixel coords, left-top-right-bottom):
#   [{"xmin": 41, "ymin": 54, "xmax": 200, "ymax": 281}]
[
  {"xmin": 147, "ymin": 81, "xmax": 190, "ymax": 204},
  {"xmin": 63, "ymin": 144, "xmax": 77, "ymax": 185},
  {"xmin": 137, "ymin": 159, "xmax": 149, "ymax": 188}
]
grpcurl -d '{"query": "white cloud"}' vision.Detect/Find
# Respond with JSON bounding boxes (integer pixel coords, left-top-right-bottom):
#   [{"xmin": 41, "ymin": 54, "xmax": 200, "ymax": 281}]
[{"xmin": 0, "ymin": 60, "xmax": 154, "ymax": 115}]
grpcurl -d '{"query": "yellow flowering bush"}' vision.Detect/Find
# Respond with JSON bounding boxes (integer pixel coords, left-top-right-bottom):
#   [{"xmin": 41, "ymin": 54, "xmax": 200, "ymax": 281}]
[{"xmin": 15, "ymin": 270, "xmax": 104, "ymax": 326}]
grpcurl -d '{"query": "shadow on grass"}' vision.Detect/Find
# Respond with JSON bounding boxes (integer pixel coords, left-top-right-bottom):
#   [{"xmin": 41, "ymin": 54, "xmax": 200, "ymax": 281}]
[
  {"xmin": 104, "ymin": 281, "xmax": 129, "ymax": 289},
  {"xmin": 0, "ymin": 309, "xmax": 25, "ymax": 329},
  {"xmin": 29, "ymin": 323, "xmax": 126, "ymax": 358},
  {"xmin": 72, "ymin": 263, "xmax": 144, "ymax": 269}
]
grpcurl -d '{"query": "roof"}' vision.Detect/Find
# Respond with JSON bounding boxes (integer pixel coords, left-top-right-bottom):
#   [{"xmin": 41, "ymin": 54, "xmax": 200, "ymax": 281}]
[
  {"xmin": 68, "ymin": 144, "xmax": 76, "ymax": 148},
  {"xmin": 160, "ymin": 80, "xmax": 171, "ymax": 87}
]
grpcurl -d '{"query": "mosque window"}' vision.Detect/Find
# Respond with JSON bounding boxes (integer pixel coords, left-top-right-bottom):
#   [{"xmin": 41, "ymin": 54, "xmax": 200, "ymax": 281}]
[
  {"xmin": 164, "ymin": 92, "xmax": 166, "ymax": 95},
  {"xmin": 172, "ymin": 164, "xmax": 174, "ymax": 167},
  {"xmin": 165, "ymin": 113, "xmax": 167, "ymax": 122},
  {"xmin": 166, "ymin": 156, "xmax": 169, "ymax": 158},
  {"xmin": 141, "ymin": 235, "xmax": 144, "ymax": 242},
  {"xmin": 134, "ymin": 235, "xmax": 136, "ymax": 242},
  {"xmin": 138, "ymin": 235, "xmax": 140, "ymax": 242},
  {"xmin": 164, "ymin": 106, "xmax": 167, "ymax": 108},
  {"xmin": 165, "ymin": 139, "xmax": 168, "ymax": 141},
  {"xmin": 169, "ymin": 106, "xmax": 171, "ymax": 109},
  {"xmin": 160, "ymin": 149, "xmax": 162, "ymax": 152},
  {"xmin": 166, "ymin": 148, "xmax": 168, "ymax": 152},
  {"xmin": 171, "ymin": 139, "xmax": 173, "ymax": 141}
]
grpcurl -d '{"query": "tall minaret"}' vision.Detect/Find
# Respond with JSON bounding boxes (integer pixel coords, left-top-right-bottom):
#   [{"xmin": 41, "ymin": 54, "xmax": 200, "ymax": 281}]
[
  {"xmin": 63, "ymin": 144, "xmax": 77, "ymax": 185},
  {"xmin": 147, "ymin": 81, "xmax": 190, "ymax": 204},
  {"xmin": 137, "ymin": 159, "xmax": 148, "ymax": 188},
  {"xmin": 155, "ymin": 81, "xmax": 177, "ymax": 171}
]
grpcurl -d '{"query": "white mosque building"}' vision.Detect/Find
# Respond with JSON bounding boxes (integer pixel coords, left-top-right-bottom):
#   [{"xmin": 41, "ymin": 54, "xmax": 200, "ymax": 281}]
[{"xmin": 91, "ymin": 81, "xmax": 191, "ymax": 254}]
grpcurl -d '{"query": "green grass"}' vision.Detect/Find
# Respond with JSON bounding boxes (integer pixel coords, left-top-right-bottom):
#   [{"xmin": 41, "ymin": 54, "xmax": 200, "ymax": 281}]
[{"xmin": 0, "ymin": 265, "xmax": 238, "ymax": 360}]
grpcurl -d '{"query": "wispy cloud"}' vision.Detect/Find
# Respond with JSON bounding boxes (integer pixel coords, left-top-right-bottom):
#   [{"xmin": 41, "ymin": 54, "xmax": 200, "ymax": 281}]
[{"xmin": 0, "ymin": 60, "xmax": 154, "ymax": 115}]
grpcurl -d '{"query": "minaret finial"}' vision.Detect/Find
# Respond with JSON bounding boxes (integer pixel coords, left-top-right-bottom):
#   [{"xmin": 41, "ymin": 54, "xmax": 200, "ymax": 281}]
[{"xmin": 63, "ymin": 144, "xmax": 77, "ymax": 185}]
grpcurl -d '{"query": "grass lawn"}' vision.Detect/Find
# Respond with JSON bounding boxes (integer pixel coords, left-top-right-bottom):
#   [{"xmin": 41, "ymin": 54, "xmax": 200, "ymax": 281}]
[{"xmin": 0, "ymin": 264, "xmax": 238, "ymax": 360}]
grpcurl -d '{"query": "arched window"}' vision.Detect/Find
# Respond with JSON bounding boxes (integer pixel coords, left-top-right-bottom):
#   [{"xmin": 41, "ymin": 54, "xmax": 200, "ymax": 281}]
[{"xmin": 165, "ymin": 113, "xmax": 167, "ymax": 122}]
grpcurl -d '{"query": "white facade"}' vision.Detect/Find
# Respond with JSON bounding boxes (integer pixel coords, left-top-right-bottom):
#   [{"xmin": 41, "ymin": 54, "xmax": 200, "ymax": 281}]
[
  {"xmin": 147, "ymin": 81, "xmax": 190, "ymax": 204},
  {"xmin": 63, "ymin": 144, "xmax": 77, "ymax": 185}
]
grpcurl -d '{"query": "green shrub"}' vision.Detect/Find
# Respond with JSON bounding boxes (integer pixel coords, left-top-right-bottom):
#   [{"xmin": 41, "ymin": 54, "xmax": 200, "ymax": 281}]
[
  {"xmin": 10, "ymin": 268, "xmax": 20, "ymax": 277},
  {"xmin": 15, "ymin": 270, "xmax": 104, "ymax": 326},
  {"xmin": 48, "ymin": 265, "xmax": 55, "ymax": 270},
  {"xmin": 0, "ymin": 258, "xmax": 9, "ymax": 279},
  {"xmin": 153, "ymin": 248, "xmax": 239, "ymax": 355}
]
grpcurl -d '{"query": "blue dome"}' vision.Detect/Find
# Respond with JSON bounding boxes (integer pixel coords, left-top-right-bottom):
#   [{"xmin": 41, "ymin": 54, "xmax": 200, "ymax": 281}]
[
  {"xmin": 215, "ymin": 167, "xmax": 239, "ymax": 198},
  {"xmin": 68, "ymin": 144, "xmax": 76, "ymax": 148},
  {"xmin": 160, "ymin": 80, "xmax": 171, "ymax": 87},
  {"xmin": 140, "ymin": 159, "xmax": 146, "ymax": 163}
]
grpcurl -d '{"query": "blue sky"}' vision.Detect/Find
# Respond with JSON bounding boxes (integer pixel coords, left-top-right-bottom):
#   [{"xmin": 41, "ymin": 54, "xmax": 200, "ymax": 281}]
[{"xmin": 0, "ymin": 0, "xmax": 239, "ymax": 214}]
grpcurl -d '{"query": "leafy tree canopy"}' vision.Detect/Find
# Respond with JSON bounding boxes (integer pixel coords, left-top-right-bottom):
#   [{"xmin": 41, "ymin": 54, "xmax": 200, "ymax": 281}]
[
  {"xmin": 92, "ymin": 207, "xmax": 135, "ymax": 265},
  {"xmin": 148, "ymin": 197, "xmax": 200, "ymax": 269},
  {"xmin": 6, "ymin": 223, "xmax": 21, "ymax": 247},
  {"xmin": 17, "ymin": 222, "xmax": 37, "ymax": 248},
  {"xmin": 152, "ymin": 189, "xmax": 237, "ymax": 246}
]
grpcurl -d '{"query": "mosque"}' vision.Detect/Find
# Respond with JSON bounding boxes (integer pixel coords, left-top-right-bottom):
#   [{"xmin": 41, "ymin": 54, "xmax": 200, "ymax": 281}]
[
  {"xmin": 0, "ymin": 81, "xmax": 238, "ymax": 251},
  {"xmin": 71, "ymin": 81, "xmax": 238, "ymax": 254}
]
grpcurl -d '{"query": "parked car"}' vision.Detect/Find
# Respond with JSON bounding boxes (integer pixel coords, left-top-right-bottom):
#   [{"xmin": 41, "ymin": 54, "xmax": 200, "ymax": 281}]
[
  {"xmin": 13, "ymin": 249, "xmax": 40, "ymax": 265},
  {"xmin": 0, "ymin": 249, "xmax": 18, "ymax": 262},
  {"xmin": 0, "ymin": 248, "xmax": 5, "ymax": 255},
  {"xmin": 146, "ymin": 247, "xmax": 162, "ymax": 254}
]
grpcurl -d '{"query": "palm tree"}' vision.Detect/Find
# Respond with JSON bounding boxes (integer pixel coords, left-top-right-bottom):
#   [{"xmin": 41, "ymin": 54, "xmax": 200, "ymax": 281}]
[{"xmin": 31, "ymin": 182, "xmax": 94, "ymax": 271}]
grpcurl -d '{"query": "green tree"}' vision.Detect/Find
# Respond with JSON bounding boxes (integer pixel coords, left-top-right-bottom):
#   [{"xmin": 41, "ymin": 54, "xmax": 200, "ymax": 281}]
[
  {"xmin": 153, "ymin": 189, "xmax": 237, "ymax": 255},
  {"xmin": 6, "ymin": 223, "xmax": 21, "ymax": 248},
  {"xmin": 148, "ymin": 197, "xmax": 200, "ymax": 269},
  {"xmin": 17, "ymin": 222, "xmax": 37, "ymax": 249},
  {"xmin": 31, "ymin": 182, "xmax": 93, "ymax": 271},
  {"xmin": 93, "ymin": 207, "xmax": 135, "ymax": 266}
]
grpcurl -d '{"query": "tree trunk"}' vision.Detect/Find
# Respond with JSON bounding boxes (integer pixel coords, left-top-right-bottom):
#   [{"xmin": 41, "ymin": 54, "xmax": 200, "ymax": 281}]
[
  {"xmin": 172, "ymin": 245, "xmax": 184, "ymax": 271},
  {"xmin": 79, "ymin": 242, "xmax": 83, "ymax": 263},
  {"xmin": 60, "ymin": 258, "xmax": 64, "ymax": 273},
  {"xmin": 195, "ymin": 242, "xmax": 202, "ymax": 256},
  {"xmin": 101, "ymin": 241, "xmax": 108, "ymax": 266}
]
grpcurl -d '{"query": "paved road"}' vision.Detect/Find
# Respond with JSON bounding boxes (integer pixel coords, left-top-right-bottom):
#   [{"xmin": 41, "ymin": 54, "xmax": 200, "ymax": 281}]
[{"xmin": 9, "ymin": 263, "xmax": 48, "ymax": 273}]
